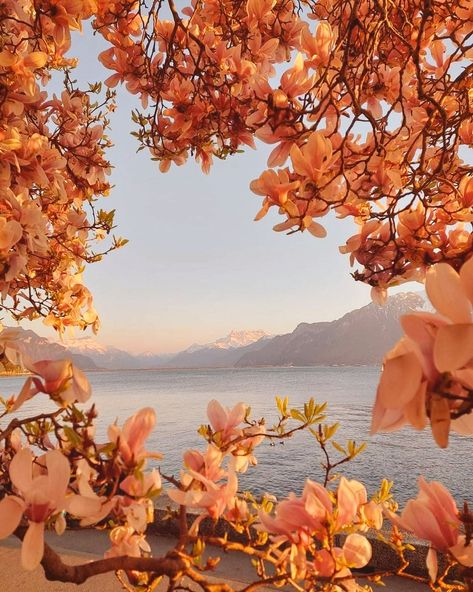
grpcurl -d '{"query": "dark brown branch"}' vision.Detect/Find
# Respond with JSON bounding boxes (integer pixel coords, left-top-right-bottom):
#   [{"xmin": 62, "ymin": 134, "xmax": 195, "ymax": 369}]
[{"xmin": 14, "ymin": 527, "xmax": 189, "ymax": 585}]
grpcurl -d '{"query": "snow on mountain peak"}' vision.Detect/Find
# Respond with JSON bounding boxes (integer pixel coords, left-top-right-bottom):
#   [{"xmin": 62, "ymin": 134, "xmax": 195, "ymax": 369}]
[
  {"xmin": 213, "ymin": 330, "xmax": 269, "ymax": 349},
  {"xmin": 60, "ymin": 336, "xmax": 109, "ymax": 354},
  {"xmin": 185, "ymin": 330, "xmax": 270, "ymax": 352}
]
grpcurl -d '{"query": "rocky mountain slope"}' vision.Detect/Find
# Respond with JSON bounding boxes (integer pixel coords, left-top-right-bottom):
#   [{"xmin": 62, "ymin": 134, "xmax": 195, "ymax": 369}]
[
  {"xmin": 1, "ymin": 328, "xmax": 97, "ymax": 370},
  {"xmin": 236, "ymin": 292, "xmax": 424, "ymax": 367}
]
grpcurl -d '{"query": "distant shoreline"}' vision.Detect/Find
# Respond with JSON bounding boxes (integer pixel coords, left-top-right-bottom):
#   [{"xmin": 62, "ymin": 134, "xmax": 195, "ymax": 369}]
[
  {"xmin": 0, "ymin": 364, "xmax": 382, "ymax": 378},
  {"xmin": 0, "ymin": 363, "xmax": 381, "ymax": 378}
]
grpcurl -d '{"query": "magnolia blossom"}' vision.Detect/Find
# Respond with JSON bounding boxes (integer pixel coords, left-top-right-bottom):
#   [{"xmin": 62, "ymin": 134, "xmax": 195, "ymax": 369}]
[
  {"xmin": 258, "ymin": 477, "xmax": 375, "ymax": 549},
  {"xmin": 108, "ymin": 407, "xmax": 157, "ymax": 465},
  {"xmin": 396, "ymin": 477, "xmax": 473, "ymax": 580},
  {"xmin": 68, "ymin": 459, "xmax": 115, "ymax": 527},
  {"xmin": 371, "ymin": 260, "xmax": 473, "ymax": 446},
  {"xmin": 0, "ymin": 449, "xmax": 71, "ymax": 569},
  {"xmin": 120, "ymin": 469, "xmax": 162, "ymax": 497},
  {"xmin": 28, "ymin": 359, "xmax": 91, "ymax": 405},
  {"xmin": 207, "ymin": 399, "xmax": 247, "ymax": 445},
  {"xmin": 168, "ymin": 470, "xmax": 239, "ymax": 534},
  {"xmin": 105, "ymin": 526, "xmax": 151, "ymax": 559},
  {"xmin": 0, "ymin": 329, "xmax": 91, "ymax": 409}
]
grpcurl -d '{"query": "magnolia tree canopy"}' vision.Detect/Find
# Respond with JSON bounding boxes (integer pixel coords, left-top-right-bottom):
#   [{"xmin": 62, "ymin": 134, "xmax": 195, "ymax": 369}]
[{"xmin": 0, "ymin": 0, "xmax": 472, "ymax": 591}]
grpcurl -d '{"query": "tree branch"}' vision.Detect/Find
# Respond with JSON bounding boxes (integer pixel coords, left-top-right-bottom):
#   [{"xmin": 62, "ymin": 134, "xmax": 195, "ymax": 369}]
[{"xmin": 14, "ymin": 527, "xmax": 189, "ymax": 585}]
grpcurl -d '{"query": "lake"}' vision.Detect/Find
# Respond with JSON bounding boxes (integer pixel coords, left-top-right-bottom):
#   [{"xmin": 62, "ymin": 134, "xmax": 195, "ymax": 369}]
[{"xmin": 1, "ymin": 366, "xmax": 471, "ymax": 506}]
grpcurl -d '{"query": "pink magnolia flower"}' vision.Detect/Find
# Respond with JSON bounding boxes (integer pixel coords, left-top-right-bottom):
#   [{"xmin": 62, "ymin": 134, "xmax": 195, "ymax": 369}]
[
  {"xmin": 258, "ymin": 479, "xmax": 332, "ymax": 545},
  {"xmin": 371, "ymin": 259, "xmax": 473, "ymax": 445},
  {"xmin": 290, "ymin": 131, "xmax": 335, "ymax": 184},
  {"xmin": 398, "ymin": 477, "xmax": 460, "ymax": 551},
  {"xmin": 207, "ymin": 399, "xmax": 247, "ymax": 444},
  {"xmin": 0, "ymin": 449, "xmax": 70, "ymax": 570},
  {"xmin": 108, "ymin": 407, "xmax": 157, "ymax": 466},
  {"xmin": 105, "ymin": 526, "xmax": 151, "ymax": 558},
  {"xmin": 123, "ymin": 500, "xmax": 152, "ymax": 533},
  {"xmin": 67, "ymin": 459, "xmax": 115, "ymax": 527},
  {"xmin": 120, "ymin": 469, "xmax": 162, "ymax": 498},
  {"xmin": 182, "ymin": 445, "xmax": 225, "ymax": 483},
  {"xmin": 169, "ymin": 470, "xmax": 238, "ymax": 516},
  {"xmin": 397, "ymin": 477, "xmax": 463, "ymax": 581},
  {"xmin": 312, "ymin": 536, "xmax": 371, "ymax": 584},
  {"xmin": 336, "ymin": 477, "xmax": 367, "ymax": 528},
  {"xmin": 27, "ymin": 359, "xmax": 91, "ymax": 405}
]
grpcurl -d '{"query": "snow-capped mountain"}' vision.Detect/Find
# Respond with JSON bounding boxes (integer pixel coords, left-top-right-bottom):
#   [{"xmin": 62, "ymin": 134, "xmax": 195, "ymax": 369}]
[{"xmin": 184, "ymin": 330, "xmax": 270, "ymax": 353}]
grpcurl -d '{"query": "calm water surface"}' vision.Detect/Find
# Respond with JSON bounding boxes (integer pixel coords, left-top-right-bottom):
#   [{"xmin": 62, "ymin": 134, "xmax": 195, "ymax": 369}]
[{"xmin": 1, "ymin": 367, "xmax": 471, "ymax": 505}]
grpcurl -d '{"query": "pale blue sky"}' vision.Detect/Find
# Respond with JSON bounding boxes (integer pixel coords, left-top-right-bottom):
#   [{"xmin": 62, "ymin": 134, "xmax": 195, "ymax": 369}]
[{"xmin": 28, "ymin": 27, "xmax": 408, "ymax": 354}]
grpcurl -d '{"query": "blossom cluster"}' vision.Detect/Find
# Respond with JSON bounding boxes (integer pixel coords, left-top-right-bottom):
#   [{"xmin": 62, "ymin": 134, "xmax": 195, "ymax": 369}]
[
  {"xmin": 372, "ymin": 259, "xmax": 473, "ymax": 447},
  {"xmin": 0, "ymin": 0, "xmax": 125, "ymax": 329},
  {"xmin": 93, "ymin": 0, "xmax": 472, "ymax": 292}
]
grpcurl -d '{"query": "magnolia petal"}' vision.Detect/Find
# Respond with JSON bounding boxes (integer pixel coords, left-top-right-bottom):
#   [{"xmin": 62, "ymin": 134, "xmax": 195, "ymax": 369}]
[
  {"xmin": 460, "ymin": 257, "xmax": 473, "ymax": 305},
  {"xmin": 307, "ymin": 221, "xmax": 327, "ymax": 238},
  {"xmin": 23, "ymin": 52, "xmax": 48, "ymax": 69},
  {"xmin": 430, "ymin": 395, "xmax": 450, "ymax": 449},
  {"xmin": 451, "ymin": 413, "xmax": 473, "ymax": 436},
  {"xmin": 425, "ymin": 264, "xmax": 472, "ymax": 323},
  {"xmin": 10, "ymin": 377, "xmax": 37, "ymax": 412},
  {"xmin": 207, "ymin": 400, "xmax": 227, "ymax": 432},
  {"xmin": 46, "ymin": 450, "xmax": 70, "ymax": 505},
  {"xmin": 400, "ymin": 500, "xmax": 447, "ymax": 550},
  {"xmin": 371, "ymin": 286, "xmax": 387, "ymax": 306},
  {"xmin": 404, "ymin": 380, "xmax": 427, "ymax": 430},
  {"xmin": 290, "ymin": 143, "xmax": 312, "ymax": 178},
  {"xmin": 254, "ymin": 201, "xmax": 270, "ymax": 221},
  {"xmin": 0, "ymin": 51, "xmax": 17, "ymax": 67},
  {"xmin": 10, "ymin": 448, "xmax": 33, "ymax": 493},
  {"xmin": 417, "ymin": 476, "xmax": 459, "ymax": 525},
  {"xmin": 0, "ymin": 496, "xmax": 24, "ymax": 538},
  {"xmin": 65, "ymin": 494, "xmax": 102, "ymax": 518},
  {"xmin": 426, "ymin": 547, "xmax": 438, "ymax": 581},
  {"xmin": 79, "ymin": 499, "xmax": 116, "ymax": 527},
  {"xmin": 450, "ymin": 535, "xmax": 473, "ymax": 567},
  {"xmin": 378, "ymin": 352, "xmax": 423, "ymax": 409},
  {"xmin": 21, "ymin": 521, "xmax": 44, "ymax": 571},
  {"xmin": 434, "ymin": 324, "xmax": 473, "ymax": 372},
  {"xmin": 167, "ymin": 487, "xmax": 204, "ymax": 507},
  {"xmin": 370, "ymin": 395, "xmax": 405, "ymax": 434},
  {"xmin": 55, "ymin": 513, "xmax": 66, "ymax": 536},
  {"xmin": 336, "ymin": 477, "xmax": 359, "ymax": 526},
  {"xmin": 71, "ymin": 366, "xmax": 91, "ymax": 402},
  {"xmin": 453, "ymin": 368, "xmax": 473, "ymax": 389},
  {"xmin": 343, "ymin": 533, "xmax": 372, "ymax": 568},
  {"xmin": 227, "ymin": 402, "xmax": 247, "ymax": 428}
]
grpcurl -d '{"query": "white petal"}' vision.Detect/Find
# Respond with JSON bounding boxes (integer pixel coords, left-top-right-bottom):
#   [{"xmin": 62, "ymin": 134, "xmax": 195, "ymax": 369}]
[
  {"xmin": 21, "ymin": 521, "xmax": 44, "ymax": 571},
  {"xmin": 65, "ymin": 494, "xmax": 102, "ymax": 518},
  {"xmin": 433, "ymin": 325, "xmax": 473, "ymax": 372},
  {"xmin": 426, "ymin": 264, "xmax": 471, "ymax": 323},
  {"xmin": 426, "ymin": 547, "xmax": 438, "ymax": 581},
  {"xmin": 378, "ymin": 352, "xmax": 423, "ymax": 409},
  {"xmin": 0, "ymin": 496, "xmax": 24, "ymax": 538},
  {"xmin": 450, "ymin": 536, "xmax": 473, "ymax": 567},
  {"xmin": 45, "ymin": 450, "xmax": 70, "ymax": 505},
  {"xmin": 10, "ymin": 448, "xmax": 33, "ymax": 493}
]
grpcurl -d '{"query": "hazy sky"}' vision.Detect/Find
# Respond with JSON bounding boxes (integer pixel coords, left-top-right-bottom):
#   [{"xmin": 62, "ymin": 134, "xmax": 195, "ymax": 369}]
[{"xmin": 25, "ymin": 27, "xmax": 411, "ymax": 354}]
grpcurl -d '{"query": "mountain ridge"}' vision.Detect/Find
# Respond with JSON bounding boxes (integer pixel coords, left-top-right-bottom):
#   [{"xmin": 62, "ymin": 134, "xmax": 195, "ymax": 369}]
[{"xmin": 3, "ymin": 292, "xmax": 425, "ymax": 370}]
